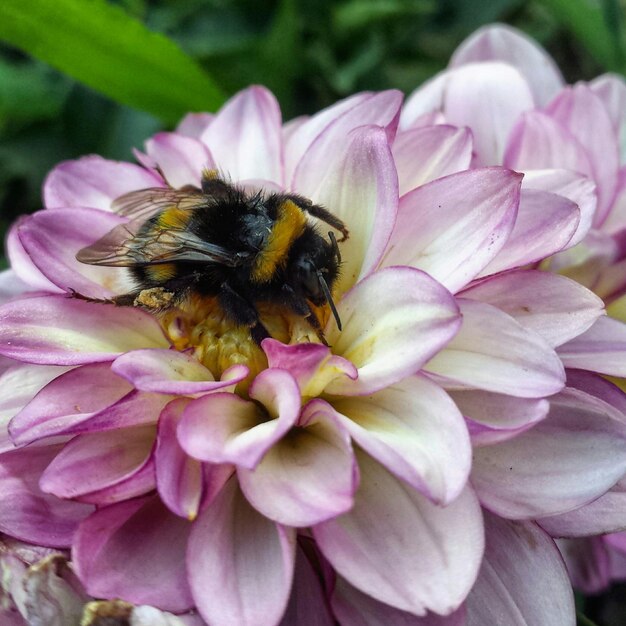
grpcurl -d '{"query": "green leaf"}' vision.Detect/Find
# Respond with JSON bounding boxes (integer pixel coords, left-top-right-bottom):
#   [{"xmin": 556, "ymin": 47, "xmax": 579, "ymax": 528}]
[
  {"xmin": 537, "ymin": 0, "xmax": 624, "ymax": 71},
  {"xmin": 0, "ymin": 0, "xmax": 225, "ymax": 122}
]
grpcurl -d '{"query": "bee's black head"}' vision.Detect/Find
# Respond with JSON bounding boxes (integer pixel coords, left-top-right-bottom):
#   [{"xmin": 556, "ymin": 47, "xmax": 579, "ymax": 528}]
[{"xmin": 290, "ymin": 230, "xmax": 342, "ymax": 330}]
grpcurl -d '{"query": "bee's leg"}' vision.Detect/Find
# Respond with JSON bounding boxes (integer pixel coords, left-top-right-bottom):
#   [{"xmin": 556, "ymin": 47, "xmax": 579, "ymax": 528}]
[
  {"xmin": 284, "ymin": 195, "xmax": 350, "ymax": 242},
  {"xmin": 219, "ymin": 282, "xmax": 270, "ymax": 345},
  {"xmin": 280, "ymin": 286, "xmax": 329, "ymax": 346},
  {"xmin": 250, "ymin": 323, "xmax": 270, "ymax": 345},
  {"xmin": 304, "ymin": 303, "xmax": 329, "ymax": 347},
  {"xmin": 68, "ymin": 289, "xmax": 136, "ymax": 306},
  {"xmin": 280, "ymin": 285, "xmax": 309, "ymax": 316}
]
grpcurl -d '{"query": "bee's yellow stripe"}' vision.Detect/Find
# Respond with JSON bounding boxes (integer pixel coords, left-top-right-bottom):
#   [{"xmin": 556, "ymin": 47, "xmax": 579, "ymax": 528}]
[
  {"xmin": 146, "ymin": 263, "xmax": 177, "ymax": 282},
  {"xmin": 252, "ymin": 200, "xmax": 307, "ymax": 284},
  {"xmin": 157, "ymin": 207, "xmax": 191, "ymax": 230}
]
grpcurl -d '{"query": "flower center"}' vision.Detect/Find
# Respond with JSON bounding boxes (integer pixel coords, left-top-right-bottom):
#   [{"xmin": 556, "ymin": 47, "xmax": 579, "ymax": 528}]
[{"xmin": 157, "ymin": 295, "xmax": 328, "ymax": 382}]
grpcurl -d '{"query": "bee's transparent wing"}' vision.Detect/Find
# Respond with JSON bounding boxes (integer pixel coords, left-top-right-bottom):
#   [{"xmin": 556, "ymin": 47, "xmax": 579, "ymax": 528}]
[
  {"xmin": 111, "ymin": 187, "xmax": 204, "ymax": 221},
  {"xmin": 76, "ymin": 218, "xmax": 242, "ymax": 268}
]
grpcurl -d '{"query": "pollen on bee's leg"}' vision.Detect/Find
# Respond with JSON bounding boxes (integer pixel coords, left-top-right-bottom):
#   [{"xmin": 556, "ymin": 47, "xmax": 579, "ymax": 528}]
[{"xmin": 134, "ymin": 287, "xmax": 175, "ymax": 309}]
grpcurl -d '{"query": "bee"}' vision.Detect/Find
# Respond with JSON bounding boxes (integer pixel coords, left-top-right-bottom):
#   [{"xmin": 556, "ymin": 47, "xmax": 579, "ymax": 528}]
[{"xmin": 75, "ymin": 170, "xmax": 349, "ymax": 345}]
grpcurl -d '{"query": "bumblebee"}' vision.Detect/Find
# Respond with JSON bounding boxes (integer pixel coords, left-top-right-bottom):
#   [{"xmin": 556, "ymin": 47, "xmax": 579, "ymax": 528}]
[{"xmin": 76, "ymin": 170, "xmax": 349, "ymax": 345}]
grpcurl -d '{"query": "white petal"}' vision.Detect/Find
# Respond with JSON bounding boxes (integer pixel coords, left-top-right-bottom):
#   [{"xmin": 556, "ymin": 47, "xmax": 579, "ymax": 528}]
[
  {"xmin": 314, "ymin": 453, "xmax": 483, "ymax": 616},
  {"xmin": 425, "ymin": 299, "xmax": 565, "ymax": 398},
  {"xmin": 472, "ymin": 387, "xmax": 626, "ymax": 518},
  {"xmin": 466, "ymin": 512, "xmax": 575, "ymax": 626},
  {"xmin": 325, "ymin": 267, "xmax": 461, "ymax": 396}
]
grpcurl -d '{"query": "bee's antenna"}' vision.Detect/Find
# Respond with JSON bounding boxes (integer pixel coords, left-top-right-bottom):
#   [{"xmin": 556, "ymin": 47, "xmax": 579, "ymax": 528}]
[
  {"xmin": 317, "ymin": 270, "xmax": 342, "ymax": 331},
  {"xmin": 328, "ymin": 231, "xmax": 341, "ymax": 264}
]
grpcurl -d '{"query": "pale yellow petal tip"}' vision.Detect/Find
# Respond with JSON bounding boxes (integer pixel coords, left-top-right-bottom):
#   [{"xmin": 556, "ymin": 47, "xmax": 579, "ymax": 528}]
[{"xmin": 187, "ymin": 510, "xmax": 198, "ymax": 522}]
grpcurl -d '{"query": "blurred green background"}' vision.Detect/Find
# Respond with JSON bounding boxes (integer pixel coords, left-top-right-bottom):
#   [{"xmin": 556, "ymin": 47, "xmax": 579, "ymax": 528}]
[
  {"xmin": 0, "ymin": 1, "xmax": 625, "ymax": 624},
  {"xmin": 1, "ymin": 0, "xmax": 625, "ymax": 244}
]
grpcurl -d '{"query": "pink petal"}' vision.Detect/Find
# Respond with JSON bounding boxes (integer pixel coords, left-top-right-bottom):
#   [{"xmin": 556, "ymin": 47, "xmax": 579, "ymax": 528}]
[
  {"xmin": 112, "ymin": 348, "xmax": 248, "ymax": 395},
  {"xmin": 157, "ymin": 398, "xmax": 201, "ymax": 519},
  {"xmin": 16, "ymin": 208, "xmax": 128, "ymax": 298},
  {"xmin": 288, "ymin": 90, "xmax": 402, "ymax": 188},
  {"xmin": 546, "ymin": 84, "xmax": 619, "ymax": 226},
  {"xmin": 461, "ymin": 270, "xmax": 604, "ymax": 347},
  {"xmin": 44, "ymin": 156, "xmax": 161, "ymax": 210},
  {"xmin": 440, "ymin": 63, "xmax": 535, "ymax": 165},
  {"xmin": 0, "ymin": 444, "xmax": 93, "ymax": 547},
  {"xmin": 282, "ymin": 114, "xmax": 307, "ymax": 144},
  {"xmin": 425, "ymin": 299, "xmax": 565, "ymax": 398},
  {"xmin": 471, "ymin": 387, "xmax": 626, "ymax": 518},
  {"xmin": 465, "ymin": 512, "xmax": 575, "ymax": 626},
  {"xmin": 610, "ymin": 547, "xmax": 626, "ymax": 582},
  {"xmin": 602, "ymin": 166, "xmax": 626, "ymax": 234},
  {"xmin": 381, "ymin": 168, "xmax": 521, "ymax": 294},
  {"xmin": 504, "ymin": 110, "xmax": 593, "ymax": 178},
  {"xmin": 176, "ymin": 112, "xmax": 214, "ymax": 138},
  {"xmin": 566, "ymin": 367, "xmax": 626, "ymax": 414},
  {"xmin": 262, "ymin": 339, "xmax": 357, "ymax": 398},
  {"xmin": 332, "ymin": 576, "xmax": 466, "ymax": 626},
  {"xmin": 279, "ymin": 547, "xmax": 335, "ymax": 626},
  {"xmin": 284, "ymin": 95, "xmax": 362, "ymax": 168},
  {"xmin": 60, "ymin": 390, "xmax": 171, "ymax": 436},
  {"xmin": 450, "ymin": 24, "xmax": 564, "ymax": 105},
  {"xmin": 522, "ymin": 169, "xmax": 596, "ymax": 246},
  {"xmin": 605, "ymin": 532, "xmax": 626, "ymax": 553},
  {"xmin": 75, "ymin": 453, "xmax": 155, "ymax": 506},
  {"xmin": 295, "ymin": 125, "xmax": 399, "ymax": 294},
  {"xmin": 392, "ymin": 125, "xmax": 472, "ymax": 196},
  {"xmin": 178, "ymin": 369, "xmax": 300, "ymax": 469},
  {"xmin": 0, "ymin": 269, "xmax": 31, "ymax": 304},
  {"xmin": 558, "ymin": 316, "xmax": 626, "ymax": 376},
  {"xmin": 330, "ymin": 375, "xmax": 471, "ymax": 504},
  {"xmin": 238, "ymin": 404, "xmax": 357, "ymax": 526},
  {"xmin": 400, "ymin": 72, "xmax": 449, "ymax": 129},
  {"xmin": 12, "ymin": 379, "xmax": 168, "ymax": 447},
  {"xmin": 187, "ymin": 479, "xmax": 296, "ymax": 626},
  {"xmin": 314, "ymin": 453, "xmax": 483, "ymax": 616},
  {"xmin": 537, "ymin": 372, "xmax": 626, "ymax": 536},
  {"xmin": 557, "ymin": 537, "xmax": 611, "ymax": 594},
  {"xmin": 9, "ymin": 362, "xmax": 132, "ymax": 446},
  {"xmin": 464, "ymin": 417, "xmax": 545, "ymax": 447},
  {"xmin": 0, "ymin": 363, "xmax": 71, "ymax": 452},
  {"xmin": 156, "ymin": 399, "xmax": 231, "ymax": 521},
  {"xmin": 590, "ymin": 74, "xmax": 626, "ymax": 137},
  {"xmin": 0, "ymin": 296, "xmax": 169, "ymax": 365},
  {"xmin": 73, "ymin": 496, "xmax": 194, "ymax": 612},
  {"xmin": 145, "ymin": 132, "xmax": 215, "ymax": 188},
  {"xmin": 325, "ymin": 267, "xmax": 461, "ymax": 396},
  {"xmin": 448, "ymin": 389, "xmax": 549, "ymax": 445},
  {"xmin": 39, "ymin": 425, "xmax": 155, "ymax": 500},
  {"xmin": 6, "ymin": 219, "xmax": 61, "ymax": 292},
  {"xmin": 201, "ymin": 86, "xmax": 284, "ymax": 185},
  {"xmin": 479, "ymin": 189, "xmax": 580, "ymax": 276},
  {"xmin": 539, "ymin": 476, "xmax": 626, "ymax": 538}
]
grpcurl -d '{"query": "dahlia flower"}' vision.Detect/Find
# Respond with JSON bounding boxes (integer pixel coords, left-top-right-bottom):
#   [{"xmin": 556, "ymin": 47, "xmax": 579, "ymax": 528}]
[
  {"xmin": 405, "ymin": 22, "xmax": 626, "ymax": 599},
  {"xmin": 0, "ymin": 83, "xmax": 624, "ymax": 625}
]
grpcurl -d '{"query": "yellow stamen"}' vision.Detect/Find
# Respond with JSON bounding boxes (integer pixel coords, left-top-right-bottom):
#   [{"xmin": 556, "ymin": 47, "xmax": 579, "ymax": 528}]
[{"xmin": 156, "ymin": 295, "xmax": 327, "ymax": 394}]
